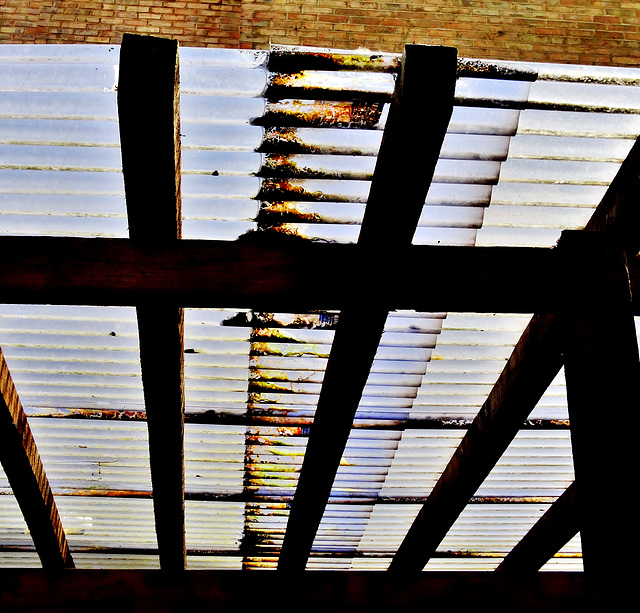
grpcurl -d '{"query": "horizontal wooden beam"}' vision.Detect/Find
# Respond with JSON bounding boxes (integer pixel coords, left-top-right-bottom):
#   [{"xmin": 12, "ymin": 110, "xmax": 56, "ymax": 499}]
[
  {"xmin": 0, "ymin": 236, "xmax": 580, "ymax": 312},
  {"xmin": 0, "ymin": 350, "xmax": 73, "ymax": 569},
  {"xmin": 0, "ymin": 570, "xmax": 589, "ymax": 612},
  {"xmin": 496, "ymin": 483, "xmax": 578, "ymax": 574},
  {"xmin": 389, "ymin": 314, "xmax": 564, "ymax": 572}
]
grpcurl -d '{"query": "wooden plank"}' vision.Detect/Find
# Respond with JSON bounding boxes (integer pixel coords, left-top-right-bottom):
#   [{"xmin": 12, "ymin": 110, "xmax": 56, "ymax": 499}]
[
  {"xmin": 277, "ymin": 45, "xmax": 458, "ymax": 571},
  {"xmin": 389, "ymin": 313, "xmax": 564, "ymax": 572},
  {"xmin": 118, "ymin": 33, "xmax": 185, "ymax": 571},
  {"xmin": 0, "ymin": 349, "xmax": 73, "ymax": 569},
  {"xmin": 0, "ymin": 237, "xmax": 567, "ymax": 312},
  {"xmin": 0, "ymin": 570, "xmax": 589, "ymax": 613},
  {"xmin": 559, "ymin": 230, "xmax": 639, "ymax": 610},
  {"xmin": 496, "ymin": 482, "xmax": 578, "ymax": 574}
]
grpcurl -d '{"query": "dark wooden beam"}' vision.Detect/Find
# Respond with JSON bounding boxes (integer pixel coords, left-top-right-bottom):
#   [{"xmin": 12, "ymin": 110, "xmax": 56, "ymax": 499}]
[
  {"xmin": 584, "ymin": 136, "xmax": 640, "ymax": 252},
  {"xmin": 118, "ymin": 33, "xmax": 182, "ymax": 242},
  {"xmin": 0, "ymin": 237, "xmax": 568, "ymax": 312},
  {"xmin": 277, "ymin": 44, "xmax": 458, "ymax": 570},
  {"xmin": 389, "ymin": 313, "xmax": 564, "ymax": 572},
  {"xmin": 496, "ymin": 483, "xmax": 578, "ymax": 574},
  {"xmin": 118, "ymin": 33, "xmax": 185, "ymax": 571},
  {"xmin": 0, "ymin": 350, "xmax": 73, "ymax": 569},
  {"xmin": 559, "ymin": 231, "xmax": 639, "ymax": 611},
  {"xmin": 0, "ymin": 570, "xmax": 589, "ymax": 613}
]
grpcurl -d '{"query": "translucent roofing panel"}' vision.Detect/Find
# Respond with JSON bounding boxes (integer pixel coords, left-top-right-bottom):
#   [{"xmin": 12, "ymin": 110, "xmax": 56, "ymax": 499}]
[
  {"xmin": 2, "ymin": 44, "xmax": 636, "ymax": 572},
  {"xmin": 186, "ymin": 556, "xmax": 243, "ymax": 570},
  {"xmin": 55, "ymin": 497, "xmax": 157, "ymax": 550},
  {"xmin": 378, "ymin": 431, "xmax": 465, "ymax": 498},
  {"xmin": 184, "ymin": 426, "xmax": 244, "ymax": 495},
  {"xmin": 184, "ymin": 309, "xmax": 250, "ymax": 416},
  {"xmin": 185, "ymin": 501, "xmax": 244, "ymax": 552},
  {"xmin": 4, "ymin": 45, "xmax": 640, "ymax": 248},
  {"xmin": 540, "ymin": 534, "xmax": 583, "ymax": 571},
  {"xmin": 0, "ymin": 552, "xmax": 42, "ymax": 568},
  {"xmin": 477, "ymin": 431, "xmax": 574, "ymax": 498},
  {"xmin": 72, "ymin": 554, "xmax": 160, "ymax": 570},
  {"xmin": 0, "ymin": 495, "xmax": 32, "ymax": 551},
  {"xmin": 435, "ymin": 504, "xmax": 552, "ymax": 559},
  {"xmin": 414, "ymin": 313, "xmax": 535, "ymax": 420},
  {"xmin": 528, "ymin": 80, "xmax": 640, "ymax": 113},
  {"xmin": 356, "ymin": 504, "xmax": 422, "ymax": 565},
  {"xmin": 0, "ymin": 305, "xmax": 144, "ymax": 412},
  {"xmin": 27, "ymin": 420, "xmax": 151, "ymax": 493}
]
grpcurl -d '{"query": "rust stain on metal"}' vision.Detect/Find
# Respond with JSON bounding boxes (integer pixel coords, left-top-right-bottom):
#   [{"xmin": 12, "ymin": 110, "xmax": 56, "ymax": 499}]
[
  {"xmin": 258, "ymin": 100, "xmax": 384, "ymax": 129},
  {"xmin": 23, "ymin": 408, "xmax": 147, "ymax": 421},
  {"xmin": 246, "ymin": 445, "xmax": 305, "ymax": 459},
  {"xmin": 50, "ymin": 488, "xmax": 153, "ymax": 498},
  {"xmin": 261, "ymin": 126, "xmax": 307, "ymax": 152},
  {"xmin": 224, "ymin": 311, "xmax": 337, "ymax": 329},
  {"xmin": 247, "ymin": 426, "xmax": 308, "ymax": 437},
  {"xmin": 250, "ymin": 370, "xmax": 319, "ymax": 386},
  {"xmin": 261, "ymin": 126, "xmax": 375, "ymax": 156},
  {"xmin": 246, "ymin": 432, "xmax": 300, "ymax": 445},
  {"xmin": 250, "ymin": 342, "xmax": 327, "ymax": 358},
  {"xmin": 251, "ymin": 327, "xmax": 306, "ymax": 343},
  {"xmin": 248, "ymin": 414, "xmax": 315, "ymax": 426},
  {"xmin": 246, "ymin": 468, "xmax": 300, "ymax": 479},
  {"xmin": 257, "ymin": 202, "xmax": 327, "ymax": 235},
  {"xmin": 469, "ymin": 496, "xmax": 558, "ymax": 504},
  {"xmin": 269, "ymin": 49, "xmax": 400, "ymax": 73},
  {"xmin": 457, "ymin": 58, "xmax": 537, "ymax": 81},
  {"xmin": 249, "ymin": 381, "xmax": 298, "ymax": 394},
  {"xmin": 262, "ymin": 153, "xmax": 331, "ymax": 179},
  {"xmin": 258, "ymin": 178, "xmax": 328, "ymax": 203}
]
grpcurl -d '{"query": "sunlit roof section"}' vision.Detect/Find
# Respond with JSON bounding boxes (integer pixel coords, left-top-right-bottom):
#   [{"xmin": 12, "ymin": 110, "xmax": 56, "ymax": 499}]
[{"xmin": 2, "ymin": 43, "xmax": 640, "ymax": 573}]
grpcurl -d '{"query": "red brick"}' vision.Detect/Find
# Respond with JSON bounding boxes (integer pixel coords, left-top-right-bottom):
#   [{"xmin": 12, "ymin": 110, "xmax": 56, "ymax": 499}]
[{"xmin": 0, "ymin": 0, "xmax": 638, "ymax": 67}]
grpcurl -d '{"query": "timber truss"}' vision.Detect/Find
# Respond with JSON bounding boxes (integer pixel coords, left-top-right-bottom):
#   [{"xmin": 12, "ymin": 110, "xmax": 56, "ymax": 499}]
[{"xmin": 0, "ymin": 35, "xmax": 638, "ymax": 611}]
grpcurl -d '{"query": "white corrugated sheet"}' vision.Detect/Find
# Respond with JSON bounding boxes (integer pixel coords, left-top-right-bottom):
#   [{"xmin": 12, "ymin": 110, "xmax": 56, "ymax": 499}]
[{"xmin": 2, "ymin": 43, "xmax": 639, "ymax": 571}]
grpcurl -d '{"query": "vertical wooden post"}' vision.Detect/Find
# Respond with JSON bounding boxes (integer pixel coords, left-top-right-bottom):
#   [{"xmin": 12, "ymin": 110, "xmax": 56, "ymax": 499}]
[
  {"xmin": 118, "ymin": 33, "xmax": 185, "ymax": 571},
  {"xmin": 559, "ymin": 230, "xmax": 639, "ymax": 610}
]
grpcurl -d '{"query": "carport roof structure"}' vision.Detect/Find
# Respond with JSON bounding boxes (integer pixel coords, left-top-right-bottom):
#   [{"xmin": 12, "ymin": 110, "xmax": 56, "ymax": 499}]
[{"xmin": 0, "ymin": 35, "xmax": 638, "ymax": 610}]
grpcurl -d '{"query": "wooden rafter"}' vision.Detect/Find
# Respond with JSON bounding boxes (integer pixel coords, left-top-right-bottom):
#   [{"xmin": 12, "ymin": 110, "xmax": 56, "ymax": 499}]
[
  {"xmin": 496, "ymin": 483, "xmax": 577, "ymax": 574},
  {"xmin": 117, "ymin": 33, "xmax": 185, "ymax": 570},
  {"xmin": 0, "ymin": 349, "xmax": 73, "ymax": 569},
  {"xmin": 584, "ymin": 136, "xmax": 640, "ymax": 248},
  {"xmin": 389, "ymin": 314, "xmax": 564, "ymax": 572},
  {"xmin": 277, "ymin": 44, "xmax": 458, "ymax": 570}
]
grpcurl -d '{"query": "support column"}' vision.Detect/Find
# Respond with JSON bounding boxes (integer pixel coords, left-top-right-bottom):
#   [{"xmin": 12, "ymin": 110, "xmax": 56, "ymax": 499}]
[{"xmin": 559, "ymin": 230, "xmax": 639, "ymax": 610}]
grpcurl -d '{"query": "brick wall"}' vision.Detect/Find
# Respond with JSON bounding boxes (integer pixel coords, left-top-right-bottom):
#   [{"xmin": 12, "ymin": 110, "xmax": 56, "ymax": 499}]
[{"xmin": 1, "ymin": 0, "xmax": 640, "ymax": 66}]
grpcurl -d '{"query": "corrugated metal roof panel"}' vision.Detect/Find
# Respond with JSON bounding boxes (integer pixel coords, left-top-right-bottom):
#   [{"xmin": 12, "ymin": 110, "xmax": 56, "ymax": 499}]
[{"xmin": 4, "ymin": 44, "xmax": 637, "ymax": 572}]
